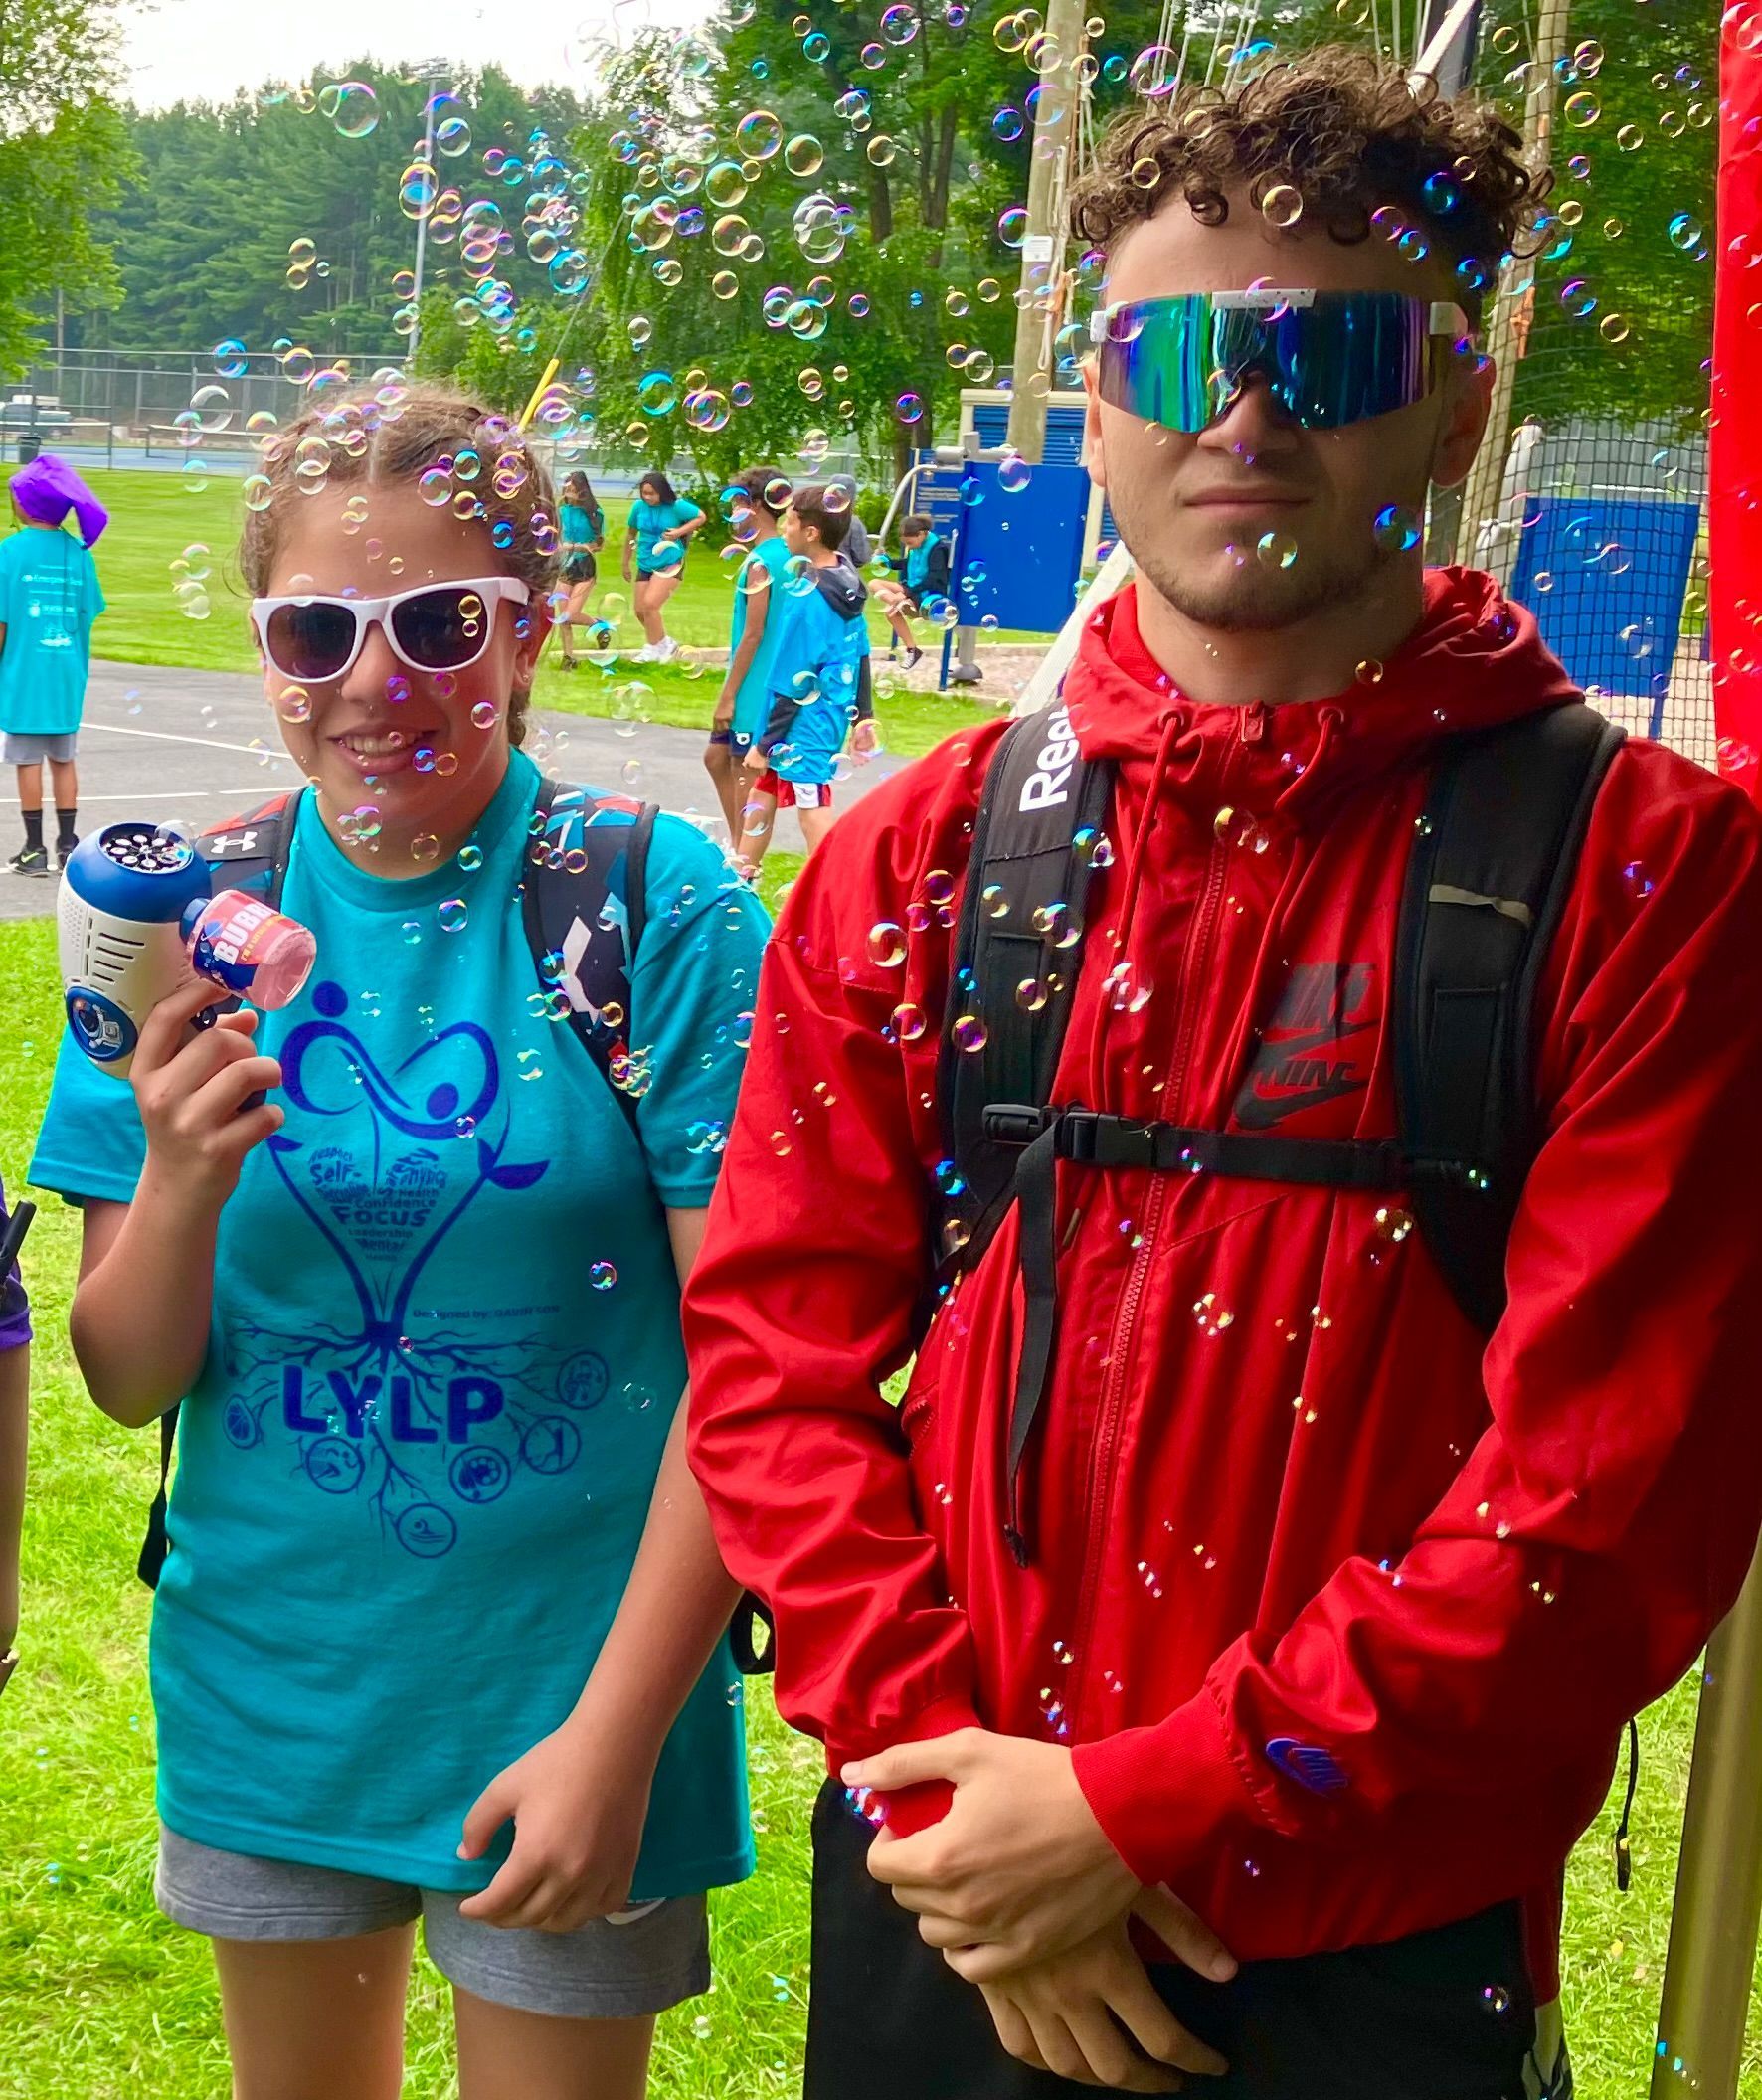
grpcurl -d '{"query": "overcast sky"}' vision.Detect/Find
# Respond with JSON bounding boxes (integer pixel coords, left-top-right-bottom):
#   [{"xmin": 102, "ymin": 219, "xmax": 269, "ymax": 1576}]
[{"xmin": 120, "ymin": 0, "xmax": 709, "ymax": 110}]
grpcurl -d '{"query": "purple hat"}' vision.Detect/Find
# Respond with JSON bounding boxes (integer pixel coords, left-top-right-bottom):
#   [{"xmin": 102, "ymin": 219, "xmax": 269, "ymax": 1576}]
[{"xmin": 10, "ymin": 452, "xmax": 108, "ymax": 548}]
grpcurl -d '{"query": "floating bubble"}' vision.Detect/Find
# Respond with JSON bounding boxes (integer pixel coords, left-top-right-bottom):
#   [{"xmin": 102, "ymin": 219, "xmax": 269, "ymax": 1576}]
[
  {"xmin": 1372, "ymin": 504, "xmax": 1420, "ymax": 553},
  {"xmin": 895, "ymin": 391, "xmax": 926, "ymax": 425},
  {"xmin": 438, "ymin": 897, "xmax": 468, "ymax": 934},
  {"xmin": 323, "ymin": 80, "xmax": 379, "ymax": 137},
  {"xmin": 785, "ymin": 133, "xmax": 824, "ymax": 177},
  {"xmin": 590, "ymin": 1261, "xmax": 617, "ymax": 1291},
  {"xmin": 1256, "ymin": 530, "xmax": 1298, "ymax": 571},
  {"xmin": 1669, "ymin": 213, "xmax": 1702, "ymax": 252},
  {"xmin": 735, "ymin": 109, "xmax": 784, "ymax": 160},
  {"xmin": 1261, "ymin": 183, "xmax": 1303, "ymax": 229},
  {"xmin": 879, "ymin": 1, "xmax": 919, "ymax": 42},
  {"xmin": 1128, "ymin": 42, "xmax": 1179, "ymax": 96},
  {"xmin": 997, "ymin": 206, "xmax": 1028, "ymax": 248}
]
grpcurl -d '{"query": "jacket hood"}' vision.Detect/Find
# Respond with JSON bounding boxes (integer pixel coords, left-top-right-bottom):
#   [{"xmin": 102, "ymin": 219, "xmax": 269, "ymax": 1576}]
[
  {"xmin": 1064, "ymin": 568, "xmax": 1581, "ymax": 817},
  {"xmin": 815, "ymin": 560, "xmax": 868, "ymax": 622}
]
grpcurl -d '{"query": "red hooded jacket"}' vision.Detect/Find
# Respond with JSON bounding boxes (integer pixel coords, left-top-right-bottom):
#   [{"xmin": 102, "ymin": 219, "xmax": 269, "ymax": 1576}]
[{"xmin": 684, "ymin": 572, "xmax": 1762, "ymax": 1992}]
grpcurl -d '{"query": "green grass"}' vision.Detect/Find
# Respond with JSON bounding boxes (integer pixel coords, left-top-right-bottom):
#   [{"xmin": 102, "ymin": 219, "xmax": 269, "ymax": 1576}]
[
  {"xmin": 1, "ymin": 894, "xmax": 1757, "ymax": 2093},
  {"xmin": 79, "ymin": 471, "xmax": 1019, "ymax": 763}
]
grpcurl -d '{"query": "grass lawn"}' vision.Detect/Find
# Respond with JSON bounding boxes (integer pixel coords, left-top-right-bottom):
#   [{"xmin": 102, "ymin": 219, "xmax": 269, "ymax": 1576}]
[
  {"xmin": 78, "ymin": 470, "xmax": 1024, "ymax": 764},
  {"xmin": 1, "ymin": 899, "xmax": 1757, "ymax": 2094}
]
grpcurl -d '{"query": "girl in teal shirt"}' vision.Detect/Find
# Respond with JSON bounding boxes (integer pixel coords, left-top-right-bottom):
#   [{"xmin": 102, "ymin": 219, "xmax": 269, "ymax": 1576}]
[
  {"xmin": 32, "ymin": 387, "xmax": 766, "ymax": 2100},
  {"xmin": 621, "ymin": 472, "xmax": 704, "ymax": 665},
  {"xmin": 555, "ymin": 470, "xmax": 605, "ymax": 671}
]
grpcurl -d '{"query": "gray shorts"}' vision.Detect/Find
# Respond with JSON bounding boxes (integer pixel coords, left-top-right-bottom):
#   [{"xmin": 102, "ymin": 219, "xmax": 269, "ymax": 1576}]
[
  {"xmin": 3, "ymin": 731, "xmax": 77, "ymax": 764},
  {"xmin": 156, "ymin": 1825, "xmax": 710, "ymax": 2020}
]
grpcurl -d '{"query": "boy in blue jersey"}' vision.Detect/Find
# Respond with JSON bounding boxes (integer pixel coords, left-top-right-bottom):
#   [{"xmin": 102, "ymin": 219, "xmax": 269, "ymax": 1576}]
[
  {"xmin": 873, "ymin": 514, "xmax": 951, "ymax": 668},
  {"xmin": 704, "ymin": 465, "xmax": 793, "ymax": 842},
  {"xmin": 739, "ymin": 485, "xmax": 876, "ymax": 870}
]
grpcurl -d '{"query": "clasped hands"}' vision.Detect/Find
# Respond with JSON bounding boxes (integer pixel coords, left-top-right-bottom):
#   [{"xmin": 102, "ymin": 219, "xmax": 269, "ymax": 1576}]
[{"xmin": 842, "ymin": 1728, "xmax": 1236, "ymax": 2093}]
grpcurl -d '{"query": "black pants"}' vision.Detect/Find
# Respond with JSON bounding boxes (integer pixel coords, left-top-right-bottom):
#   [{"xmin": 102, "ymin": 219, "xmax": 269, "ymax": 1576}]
[{"xmin": 804, "ymin": 1780, "xmax": 1553, "ymax": 2100}]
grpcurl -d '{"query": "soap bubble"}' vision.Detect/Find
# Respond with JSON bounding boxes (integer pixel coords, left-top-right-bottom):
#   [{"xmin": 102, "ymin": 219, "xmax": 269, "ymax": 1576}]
[
  {"xmin": 1261, "ymin": 184, "xmax": 1304, "ymax": 229},
  {"xmin": 322, "ymin": 81, "xmax": 379, "ymax": 137},
  {"xmin": 1372, "ymin": 504, "xmax": 1421, "ymax": 553}
]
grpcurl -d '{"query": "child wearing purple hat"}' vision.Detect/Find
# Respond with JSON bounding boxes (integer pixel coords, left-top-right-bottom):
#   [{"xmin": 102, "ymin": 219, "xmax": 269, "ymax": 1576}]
[{"xmin": 0, "ymin": 452, "xmax": 108, "ymax": 877}]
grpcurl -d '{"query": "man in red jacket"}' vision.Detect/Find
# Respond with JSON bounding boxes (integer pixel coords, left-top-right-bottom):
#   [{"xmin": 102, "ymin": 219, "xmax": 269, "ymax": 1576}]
[{"xmin": 684, "ymin": 46, "xmax": 1762, "ymax": 2100}]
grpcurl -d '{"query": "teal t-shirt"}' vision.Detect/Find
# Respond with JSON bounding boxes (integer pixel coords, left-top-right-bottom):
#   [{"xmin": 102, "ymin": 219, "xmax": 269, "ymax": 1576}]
[
  {"xmin": 628, "ymin": 498, "xmax": 701, "ymax": 573},
  {"xmin": 30, "ymin": 751, "xmax": 768, "ymax": 1897},
  {"xmin": 727, "ymin": 537, "xmax": 799, "ymax": 748},
  {"xmin": 560, "ymin": 501, "xmax": 603, "ymax": 550},
  {"xmin": 765, "ymin": 577, "xmax": 869, "ymax": 784},
  {"xmin": 0, "ymin": 525, "xmax": 104, "ymax": 736}
]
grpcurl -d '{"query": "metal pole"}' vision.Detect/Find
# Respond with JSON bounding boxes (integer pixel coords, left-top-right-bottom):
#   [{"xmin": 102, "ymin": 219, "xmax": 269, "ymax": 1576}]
[
  {"xmin": 408, "ymin": 71, "xmax": 444, "ymax": 369},
  {"xmin": 1003, "ymin": 0, "xmax": 1085, "ymax": 465},
  {"xmin": 1652, "ymin": 1539, "xmax": 1762, "ymax": 2100},
  {"xmin": 1411, "ymin": 0, "xmax": 1482, "ymax": 563},
  {"xmin": 1452, "ymin": 0, "xmax": 1570, "ymax": 562}
]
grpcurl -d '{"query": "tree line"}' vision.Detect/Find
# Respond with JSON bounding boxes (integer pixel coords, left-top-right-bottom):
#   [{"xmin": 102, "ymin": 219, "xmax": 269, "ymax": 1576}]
[{"xmin": 0, "ymin": 0, "xmax": 1717, "ymax": 468}]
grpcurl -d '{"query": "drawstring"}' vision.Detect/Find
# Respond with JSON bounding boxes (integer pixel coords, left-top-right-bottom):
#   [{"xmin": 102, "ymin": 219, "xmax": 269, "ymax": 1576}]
[
  {"xmin": 1274, "ymin": 702, "xmax": 1344, "ymax": 812},
  {"xmin": 1085, "ymin": 707, "xmax": 1186, "ymax": 1111},
  {"xmin": 1613, "ymin": 1717, "xmax": 1640, "ymax": 1891}
]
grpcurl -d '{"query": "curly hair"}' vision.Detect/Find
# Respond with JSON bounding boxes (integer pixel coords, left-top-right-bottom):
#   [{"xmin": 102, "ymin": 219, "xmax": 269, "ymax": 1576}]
[
  {"xmin": 240, "ymin": 380, "xmax": 561, "ymax": 748},
  {"xmin": 1070, "ymin": 44, "xmax": 1544, "ymax": 318}
]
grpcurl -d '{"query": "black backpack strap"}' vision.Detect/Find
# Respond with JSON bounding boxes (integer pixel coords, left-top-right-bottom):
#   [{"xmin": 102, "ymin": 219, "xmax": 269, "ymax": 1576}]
[
  {"xmin": 195, "ymin": 790, "xmax": 300, "ymax": 903},
  {"xmin": 1395, "ymin": 702, "xmax": 1624, "ymax": 1332},
  {"xmin": 137, "ymin": 795, "xmax": 301, "ymax": 1592},
  {"xmin": 522, "ymin": 779, "xmax": 657, "ymax": 1132},
  {"xmin": 934, "ymin": 704, "xmax": 1111, "ymax": 1562},
  {"xmin": 138, "ymin": 1408, "xmax": 178, "ymax": 1589},
  {"xmin": 938, "ymin": 704, "xmax": 1113, "ymax": 1279}
]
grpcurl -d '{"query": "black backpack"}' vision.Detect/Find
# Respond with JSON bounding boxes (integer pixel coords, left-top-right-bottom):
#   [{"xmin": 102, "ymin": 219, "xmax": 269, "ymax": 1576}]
[
  {"xmin": 933, "ymin": 694, "xmax": 1649, "ymax": 1888},
  {"xmin": 137, "ymin": 777, "xmax": 656, "ymax": 1589},
  {"xmin": 937, "ymin": 698, "xmax": 1625, "ymax": 1567}
]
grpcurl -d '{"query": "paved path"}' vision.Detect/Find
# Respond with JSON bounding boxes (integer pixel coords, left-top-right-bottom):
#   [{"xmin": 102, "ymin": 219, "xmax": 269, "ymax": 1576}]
[{"xmin": 0, "ymin": 660, "xmax": 909, "ymax": 923}]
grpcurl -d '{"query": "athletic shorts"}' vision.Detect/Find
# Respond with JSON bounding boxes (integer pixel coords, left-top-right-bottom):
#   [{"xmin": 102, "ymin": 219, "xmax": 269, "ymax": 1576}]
[
  {"xmin": 753, "ymin": 771, "xmax": 832, "ymax": 810},
  {"xmin": 708, "ymin": 725, "xmax": 753, "ymax": 751},
  {"xmin": 804, "ymin": 1781, "xmax": 1569, "ymax": 2100},
  {"xmin": 636, "ymin": 565, "xmax": 681, "ymax": 584},
  {"xmin": 4, "ymin": 732, "xmax": 76, "ymax": 764},
  {"xmin": 156, "ymin": 1825, "xmax": 710, "ymax": 2021},
  {"xmin": 562, "ymin": 552, "xmax": 597, "ymax": 585}
]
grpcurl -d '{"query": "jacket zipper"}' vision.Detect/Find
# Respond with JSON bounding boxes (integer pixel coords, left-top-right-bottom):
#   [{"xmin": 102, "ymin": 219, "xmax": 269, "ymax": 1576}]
[{"xmin": 1068, "ymin": 731, "xmax": 1245, "ymax": 1733}]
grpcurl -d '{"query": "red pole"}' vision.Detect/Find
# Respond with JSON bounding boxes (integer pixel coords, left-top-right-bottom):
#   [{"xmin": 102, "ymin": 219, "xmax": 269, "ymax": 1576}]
[{"xmin": 1711, "ymin": 9, "xmax": 1762, "ymax": 801}]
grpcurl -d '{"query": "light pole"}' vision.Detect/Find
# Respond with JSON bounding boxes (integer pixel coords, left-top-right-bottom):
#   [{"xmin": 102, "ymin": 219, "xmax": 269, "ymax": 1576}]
[
  {"xmin": 407, "ymin": 59, "xmax": 451, "ymax": 370},
  {"xmin": 1003, "ymin": 0, "xmax": 1086, "ymax": 464}
]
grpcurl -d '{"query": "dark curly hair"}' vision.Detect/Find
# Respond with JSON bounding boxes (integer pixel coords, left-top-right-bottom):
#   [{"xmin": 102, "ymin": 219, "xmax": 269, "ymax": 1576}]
[{"xmin": 1071, "ymin": 44, "xmax": 1544, "ymax": 320}]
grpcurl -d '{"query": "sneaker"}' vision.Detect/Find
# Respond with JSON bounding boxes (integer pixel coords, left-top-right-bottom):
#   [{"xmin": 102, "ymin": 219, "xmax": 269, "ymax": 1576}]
[
  {"xmin": 904, "ymin": 645, "xmax": 924, "ymax": 670},
  {"xmin": 633, "ymin": 642, "xmax": 661, "ymax": 663},
  {"xmin": 8, "ymin": 844, "xmax": 49, "ymax": 878},
  {"xmin": 57, "ymin": 839, "xmax": 77, "ymax": 869},
  {"xmin": 658, "ymin": 636, "xmax": 681, "ymax": 662}
]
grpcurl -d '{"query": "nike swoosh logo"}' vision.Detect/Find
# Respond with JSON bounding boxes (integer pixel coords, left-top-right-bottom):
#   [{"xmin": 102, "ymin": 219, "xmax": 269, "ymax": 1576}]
[
  {"xmin": 1234, "ymin": 1074, "xmax": 1367, "ymax": 1128},
  {"xmin": 1233, "ymin": 1017, "xmax": 1375, "ymax": 1129}
]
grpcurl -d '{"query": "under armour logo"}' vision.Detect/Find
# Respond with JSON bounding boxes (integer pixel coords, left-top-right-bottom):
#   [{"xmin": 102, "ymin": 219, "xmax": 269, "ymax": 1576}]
[{"xmin": 205, "ymin": 828, "xmax": 260, "ymax": 858}]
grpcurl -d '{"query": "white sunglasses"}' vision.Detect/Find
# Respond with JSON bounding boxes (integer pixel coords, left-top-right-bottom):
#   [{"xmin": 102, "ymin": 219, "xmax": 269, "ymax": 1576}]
[{"xmin": 249, "ymin": 577, "xmax": 533, "ymax": 685}]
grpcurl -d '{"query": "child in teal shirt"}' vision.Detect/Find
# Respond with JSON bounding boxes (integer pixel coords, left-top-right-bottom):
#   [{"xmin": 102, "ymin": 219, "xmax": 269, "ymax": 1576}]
[
  {"xmin": 704, "ymin": 464, "xmax": 798, "ymax": 840},
  {"xmin": 0, "ymin": 451, "xmax": 107, "ymax": 876}
]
